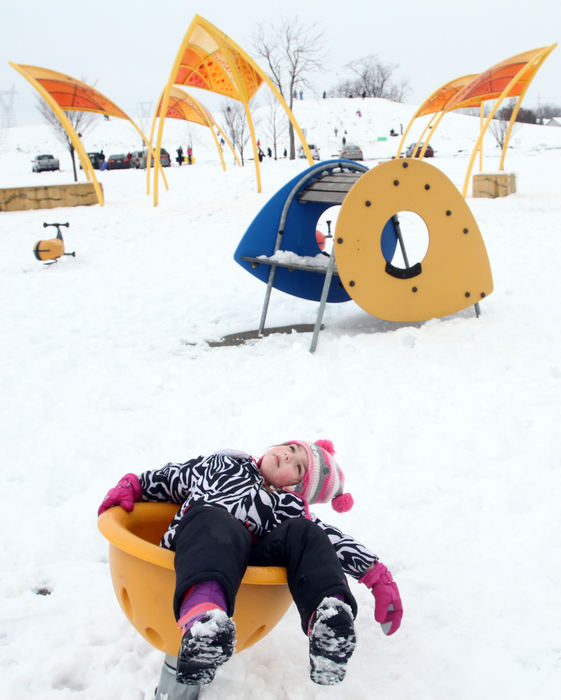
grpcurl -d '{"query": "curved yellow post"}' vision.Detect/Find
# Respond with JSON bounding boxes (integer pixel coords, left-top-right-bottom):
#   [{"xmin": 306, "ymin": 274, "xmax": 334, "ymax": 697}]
[
  {"xmin": 499, "ymin": 93, "xmax": 526, "ymax": 171},
  {"xmin": 9, "ymin": 62, "xmax": 104, "ymax": 206},
  {"xmin": 419, "ymin": 111, "xmax": 447, "ymax": 158},
  {"xmin": 461, "ymin": 44, "xmax": 556, "ymax": 197},
  {"xmin": 214, "ymin": 37, "xmax": 262, "ymax": 191},
  {"xmin": 147, "ymin": 103, "xmax": 159, "ymax": 196},
  {"xmin": 414, "ymin": 113, "xmax": 437, "ymax": 157},
  {"xmin": 153, "ymin": 86, "xmax": 180, "ymax": 205},
  {"xmin": 215, "ymin": 123, "xmax": 241, "ymax": 167},
  {"xmin": 209, "ymin": 126, "xmax": 227, "ymax": 171}
]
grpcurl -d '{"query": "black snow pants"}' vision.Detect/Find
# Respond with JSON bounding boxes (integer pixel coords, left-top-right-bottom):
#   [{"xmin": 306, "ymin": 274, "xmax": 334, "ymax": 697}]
[{"xmin": 172, "ymin": 504, "xmax": 357, "ymax": 633}]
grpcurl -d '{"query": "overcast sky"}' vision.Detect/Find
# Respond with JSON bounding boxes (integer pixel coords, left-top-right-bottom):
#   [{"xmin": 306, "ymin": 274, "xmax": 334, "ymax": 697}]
[{"xmin": 1, "ymin": 0, "xmax": 559, "ymax": 125}]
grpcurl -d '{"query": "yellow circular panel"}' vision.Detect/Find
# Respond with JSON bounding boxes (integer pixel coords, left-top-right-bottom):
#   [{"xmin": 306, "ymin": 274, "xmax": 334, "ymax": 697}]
[{"xmin": 334, "ymin": 158, "xmax": 493, "ymax": 322}]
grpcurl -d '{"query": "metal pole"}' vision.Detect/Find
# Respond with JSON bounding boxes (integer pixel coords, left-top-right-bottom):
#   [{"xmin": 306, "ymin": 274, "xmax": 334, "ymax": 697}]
[
  {"xmin": 310, "ymin": 253, "xmax": 337, "ymax": 353},
  {"xmin": 392, "ymin": 215, "xmax": 410, "ymax": 269}
]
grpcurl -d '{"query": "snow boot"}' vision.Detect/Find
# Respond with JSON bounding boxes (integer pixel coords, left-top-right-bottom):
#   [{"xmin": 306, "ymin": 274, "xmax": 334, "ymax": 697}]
[
  {"xmin": 308, "ymin": 596, "xmax": 356, "ymax": 685},
  {"xmin": 176, "ymin": 609, "xmax": 236, "ymax": 685}
]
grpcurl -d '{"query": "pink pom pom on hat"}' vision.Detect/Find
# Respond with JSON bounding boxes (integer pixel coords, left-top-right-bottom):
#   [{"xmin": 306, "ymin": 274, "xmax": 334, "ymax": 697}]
[{"xmin": 289, "ymin": 439, "xmax": 354, "ymax": 512}]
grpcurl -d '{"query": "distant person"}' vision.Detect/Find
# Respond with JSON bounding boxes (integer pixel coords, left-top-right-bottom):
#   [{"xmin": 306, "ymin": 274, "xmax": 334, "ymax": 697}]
[
  {"xmin": 390, "ymin": 128, "xmax": 397, "ymax": 137},
  {"xmin": 283, "ymin": 148, "xmax": 287, "ymax": 158},
  {"xmin": 258, "ymin": 148, "xmax": 264, "ymax": 163},
  {"xmin": 187, "ymin": 145, "xmax": 193, "ymax": 165},
  {"xmin": 176, "ymin": 146, "xmax": 184, "ymax": 166},
  {"xmin": 334, "ymin": 127, "xmax": 338, "ymax": 137},
  {"xmin": 267, "ymin": 147, "xmax": 272, "ymax": 158},
  {"xmin": 362, "ymin": 91, "xmax": 366, "ymax": 99},
  {"xmin": 323, "ymin": 91, "xmax": 327, "ymax": 99},
  {"xmin": 299, "ymin": 90, "xmax": 303, "ymax": 100},
  {"xmin": 342, "ymin": 136, "xmax": 346, "ymax": 146}
]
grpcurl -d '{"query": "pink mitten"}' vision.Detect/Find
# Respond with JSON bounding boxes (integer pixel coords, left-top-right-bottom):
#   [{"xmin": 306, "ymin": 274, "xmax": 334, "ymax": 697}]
[
  {"xmin": 97, "ymin": 473, "xmax": 142, "ymax": 516},
  {"xmin": 359, "ymin": 562, "xmax": 403, "ymax": 635}
]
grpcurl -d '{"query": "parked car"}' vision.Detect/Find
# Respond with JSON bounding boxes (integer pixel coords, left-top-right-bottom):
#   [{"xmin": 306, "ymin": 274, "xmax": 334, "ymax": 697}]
[
  {"xmin": 339, "ymin": 144, "xmax": 364, "ymax": 161},
  {"xmin": 106, "ymin": 153, "xmax": 132, "ymax": 170},
  {"xmin": 79, "ymin": 152, "xmax": 105, "ymax": 170},
  {"xmin": 31, "ymin": 154, "xmax": 59, "ymax": 172},
  {"xmin": 297, "ymin": 144, "xmax": 320, "ymax": 160},
  {"xmin": 130, "ymin": 148, "xmax": 171, "ymax": 168},
  {"xmin": 405, "ymin": 142, "xmax": 434, "ymax": 158}
]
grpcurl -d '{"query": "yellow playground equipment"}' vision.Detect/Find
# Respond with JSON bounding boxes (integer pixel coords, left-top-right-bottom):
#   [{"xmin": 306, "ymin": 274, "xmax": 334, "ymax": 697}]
[
  {"xmin": 234, "ymin": 157, "xmax": 493, "ymax": 352},
  {"xmin": 98, "ymin": 503, "xmax": 293, "ymax": 695},
  {"xmin": 33, "ymin": 222, "xmax": 75, "ymax": 263}
]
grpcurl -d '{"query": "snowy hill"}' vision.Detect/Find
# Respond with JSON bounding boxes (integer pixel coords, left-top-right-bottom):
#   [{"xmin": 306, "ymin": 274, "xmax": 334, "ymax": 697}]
[{"xmin": 1, "ymin": 98, "xmax": 561, "ymax": 699}]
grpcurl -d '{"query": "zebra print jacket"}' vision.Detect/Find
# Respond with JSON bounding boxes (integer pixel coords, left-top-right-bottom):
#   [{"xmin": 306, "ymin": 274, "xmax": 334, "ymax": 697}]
[{"xmin": 139, "ymin": 449, "xmax": 378, "ymax": 579}]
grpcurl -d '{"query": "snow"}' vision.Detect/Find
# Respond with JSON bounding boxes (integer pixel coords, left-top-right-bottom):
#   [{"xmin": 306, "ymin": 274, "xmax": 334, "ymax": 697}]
[{"xmin": 1, "ymin": 97, "xmax": 561, "ymax": 699}]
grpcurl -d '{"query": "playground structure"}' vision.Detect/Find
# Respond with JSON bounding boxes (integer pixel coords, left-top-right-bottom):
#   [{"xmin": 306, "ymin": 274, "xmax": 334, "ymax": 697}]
[
  {"xmin": 396, "ymin": 44, "xmax": 557, "ymax": 197},
  {"xmin": 234, "ymin": 158, "xmax": 493, "ymax": 351},
  {"xmin": 33, "ymin": 222, "xmax": 75, "ymax": 263},
  {"xmin": 158, "ymin": 87, "xmax": 240, "ymax": 171},
  {"xmin": 8, "ymin": 63, "xmax": 168, "ymax": 207},
  {"xmin": 150, "ymin": 14, "xmax": 314, "ymax": 204},
  {"xmin": 98, "ymin": 503, "xmax": 293, "ymax": 698}
]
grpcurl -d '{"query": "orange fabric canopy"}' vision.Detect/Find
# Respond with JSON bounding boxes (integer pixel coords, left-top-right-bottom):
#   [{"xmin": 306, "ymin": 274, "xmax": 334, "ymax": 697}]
[
  {"xmin": 14, "ymin": 64, "xmax": 129, "ymax": 119},
  {"xmin": 447, "ymin": 46, "xmax": 553, "ymax": 111},
  {"xmin": 172, "ymin": 20, "xmax": 263, "ymax": 100},
  {"xmin": 158, "ymin": 86, "xmax": 216, "ymax": 126},
  {"xmin": 416, "ymin": 75, "xmax": 479, "ymax": 118}
]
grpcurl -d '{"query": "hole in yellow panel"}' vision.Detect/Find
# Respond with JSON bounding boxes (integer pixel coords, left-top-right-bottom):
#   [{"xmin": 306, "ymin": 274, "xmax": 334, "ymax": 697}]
[{"xmin": 387, "ymin": 211, "xmax": 429, "ymax": 269}]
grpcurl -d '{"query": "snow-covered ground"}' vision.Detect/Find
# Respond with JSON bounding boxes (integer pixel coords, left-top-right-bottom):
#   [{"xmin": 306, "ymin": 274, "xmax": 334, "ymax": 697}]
[{"xmin": 1, "ymin": 98, "xmax": 561, "ymax": 699}]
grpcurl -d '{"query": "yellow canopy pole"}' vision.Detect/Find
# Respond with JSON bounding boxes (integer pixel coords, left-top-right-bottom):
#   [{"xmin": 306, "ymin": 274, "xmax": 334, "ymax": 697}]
[
  {"xmin": 208, "ymin": 124, "xmax": 227, "ymax": 171},
  {"xmin": 479, "ymin": 103, "xmax": 484, "ymax": 171},
  {"xmin": 126, "ymin": 118, "xmax": 168, "ymax": 192},
  {"xmin": 396, "ymin": 112, "xmax": 418, "ymax": 157},
  {"xmin": 215, "ymin": 123, "xmax": 241, "ymax": 167},
  {"xmin": 499, "ymin": 55, "xmax": 550, "ymax": 171},
  {"xmin": 153, "ymin": 75, "xmax": 182, "ymax": 205},
  {"xmin": 146, "ymin": 94, "xmax": 162, "ymax": 196},
  {"xmin": 9, "ymin": 62, "xmax": 104, "ymax": 206},
  {"xmin": 172, "ymin": 89, "xmax": 230, "ymax": 171},
  {"xmin": 499, "ymin": 96, "xmax": 524, "ymax": 171},
  {"xmin": 211, "ymin": 34, "xmax": 263, "ymax": 191},
  {"xmin": 419, "ymin": 110, "xmax": 448, "ymax": 158}
]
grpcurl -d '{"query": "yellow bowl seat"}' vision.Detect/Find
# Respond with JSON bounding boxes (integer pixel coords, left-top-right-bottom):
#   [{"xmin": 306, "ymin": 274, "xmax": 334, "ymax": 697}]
[{"xmin": 98, "ymin": 502, "xmax": 293, "ymax": 656}]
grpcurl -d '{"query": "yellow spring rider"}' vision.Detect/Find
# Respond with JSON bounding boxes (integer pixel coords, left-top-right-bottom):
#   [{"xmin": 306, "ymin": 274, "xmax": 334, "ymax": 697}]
[{"xmin": 98, "ymin": 503, "xmax": 293, "ymax": 697}]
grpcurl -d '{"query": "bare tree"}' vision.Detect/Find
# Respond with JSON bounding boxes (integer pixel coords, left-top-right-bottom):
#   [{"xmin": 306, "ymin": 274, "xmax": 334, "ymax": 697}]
[
  {"xmin": 261, "ymin": 93, "xmax": 283, "ymax": 159},
  {"xmin": 332, "ymin": 55, "xmax": 410, "ymax": 101},
  {"xmin": 221, "ymin": 100, "xmax": 253, "ymax": 165},
  {"xmin": 253, "ymin": 17, "xmax": 325, "ymax": 159},
  {"xmin": 35, "ymin": 95, "xmax": 100, "ymax": 181},
  {"xmin": 489, "ymin": 101, "xmax": 521, "ymax": 149}
]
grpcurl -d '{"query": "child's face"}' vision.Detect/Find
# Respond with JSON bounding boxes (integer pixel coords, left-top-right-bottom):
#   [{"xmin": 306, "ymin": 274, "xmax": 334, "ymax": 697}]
[{"xmin": 260, "ymin": 443, "xmax": 308, "ymax": 489}]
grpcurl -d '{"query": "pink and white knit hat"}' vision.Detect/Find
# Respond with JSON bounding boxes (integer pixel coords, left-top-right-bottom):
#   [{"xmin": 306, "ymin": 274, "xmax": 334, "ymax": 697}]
[{"xmin": 289, "ymin": 439, "xmax": 354, "ymax": 512}]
